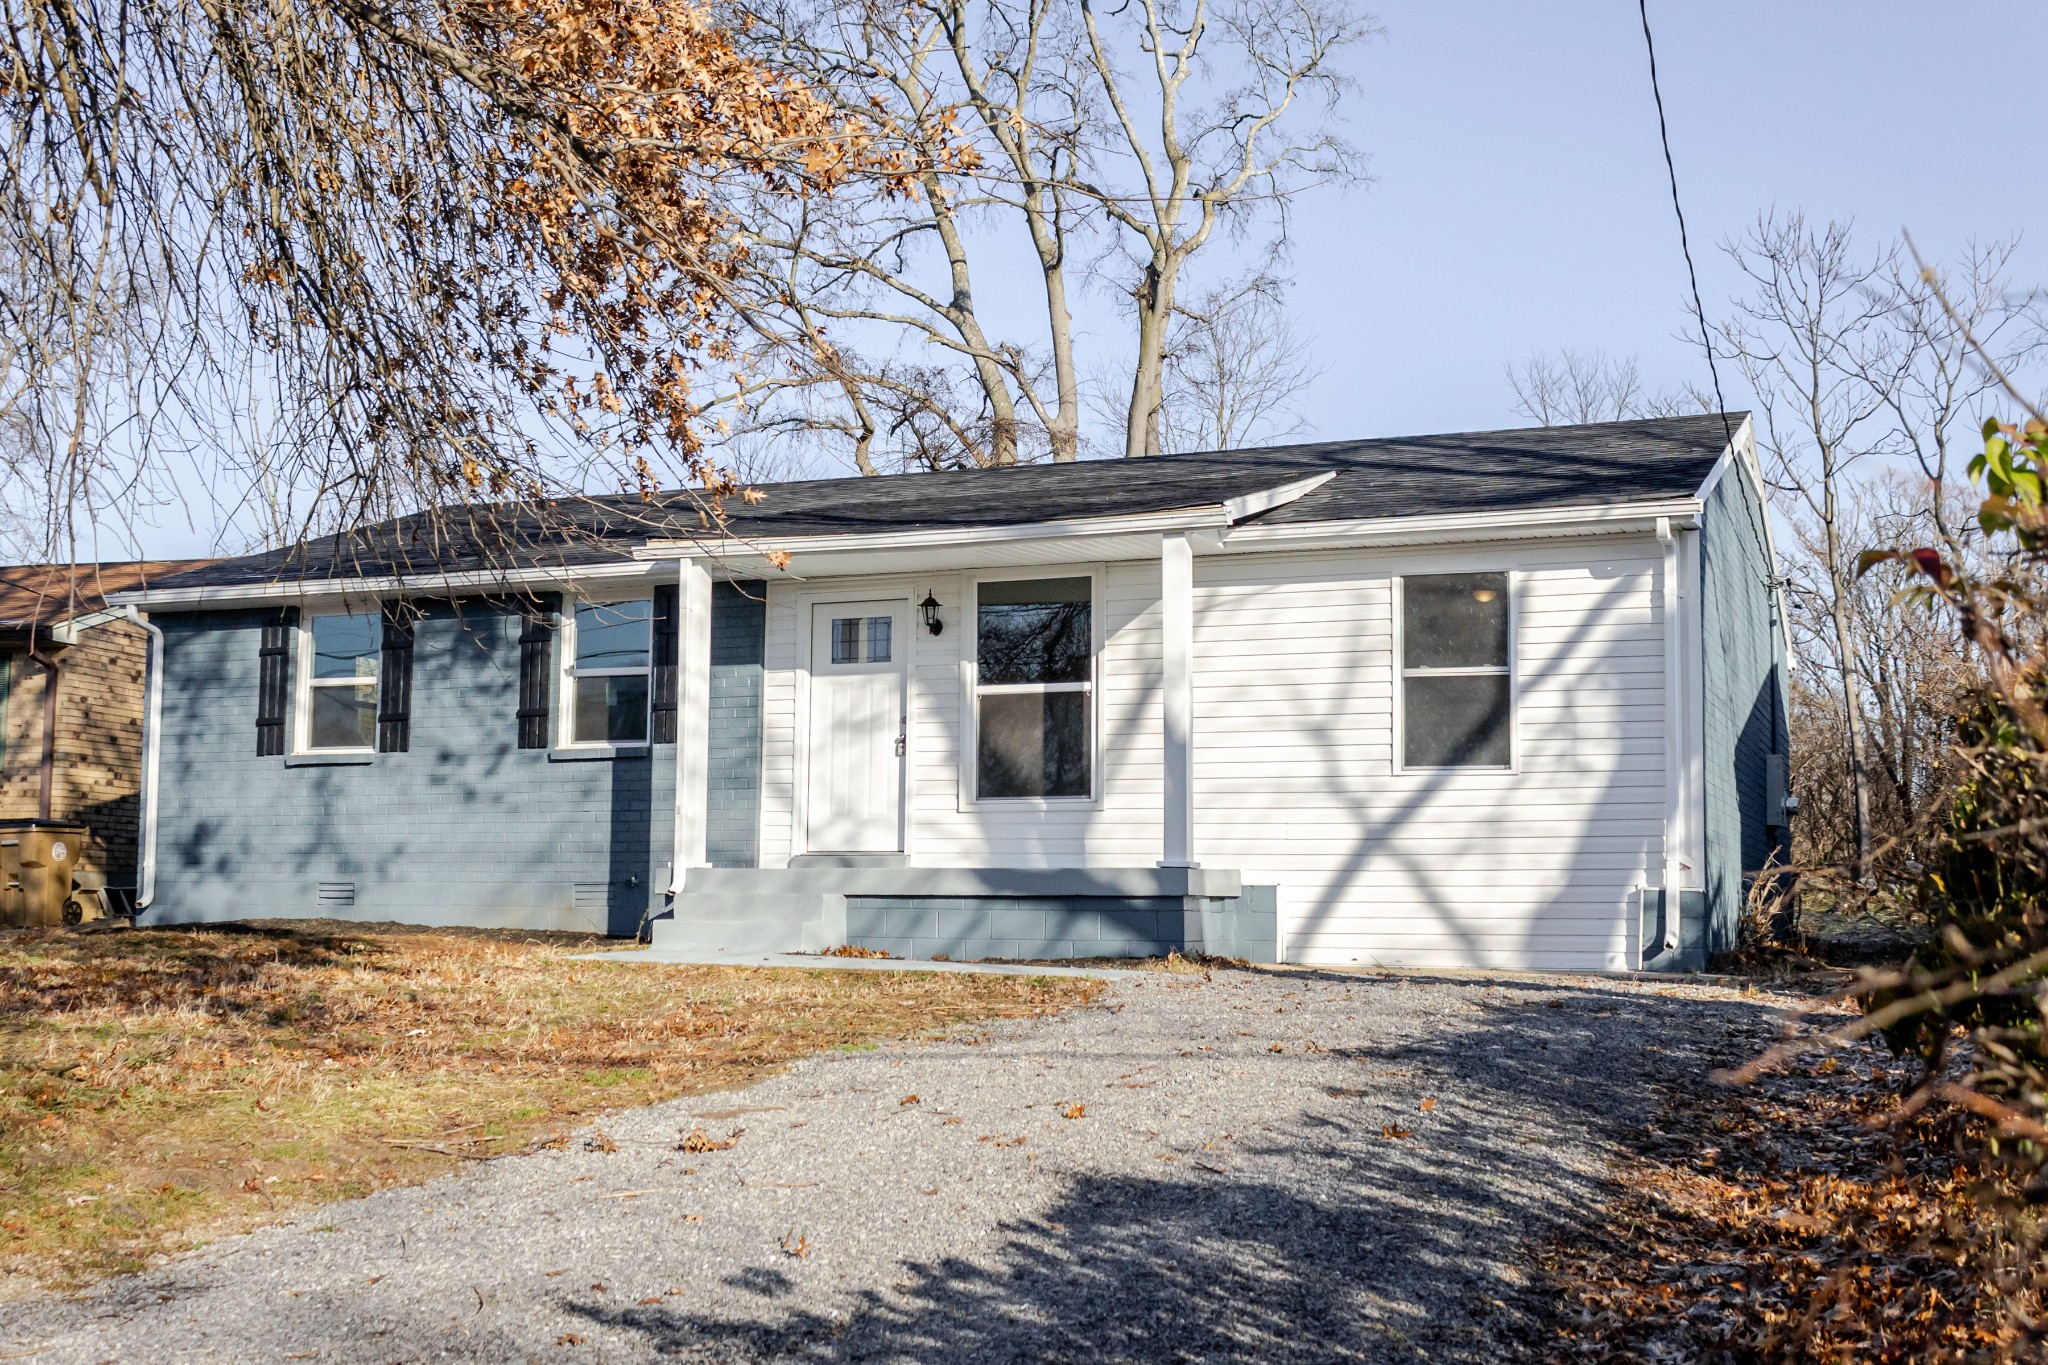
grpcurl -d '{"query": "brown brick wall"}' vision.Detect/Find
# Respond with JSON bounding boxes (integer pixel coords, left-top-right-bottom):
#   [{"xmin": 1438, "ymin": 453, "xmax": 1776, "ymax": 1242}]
[{"xmin": 0, "ymin": 622, "xmax": 148, "ymax": 889}]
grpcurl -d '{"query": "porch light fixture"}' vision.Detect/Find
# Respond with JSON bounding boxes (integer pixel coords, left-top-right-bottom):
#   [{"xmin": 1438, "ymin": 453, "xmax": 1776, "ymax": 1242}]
[{"xmin": 919, "ymin": 590, "xmax": 944, "ymax": 635}]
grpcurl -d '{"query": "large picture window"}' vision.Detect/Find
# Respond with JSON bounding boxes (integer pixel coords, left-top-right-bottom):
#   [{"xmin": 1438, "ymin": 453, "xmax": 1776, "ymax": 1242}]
[
  {"xmin": 567, "ymin": 597, "xmax": 653, "ymax": 745},
  {"xmin": 303, "ymin": 612, "xmax": 380, "ymax": 752},
  {"xmin": 1401, "ymin": 572, "xmax": 1512, "ymax": 769},
  {"xmin": 975, "ymin": 577, "xmax": 1092, "ymax": 799}
]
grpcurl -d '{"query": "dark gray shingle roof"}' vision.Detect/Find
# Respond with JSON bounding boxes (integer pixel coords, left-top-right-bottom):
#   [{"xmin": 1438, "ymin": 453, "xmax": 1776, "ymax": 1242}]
[{"xmin": 144, "ymin": 414, "xmax": 1739, "ymax": 592}]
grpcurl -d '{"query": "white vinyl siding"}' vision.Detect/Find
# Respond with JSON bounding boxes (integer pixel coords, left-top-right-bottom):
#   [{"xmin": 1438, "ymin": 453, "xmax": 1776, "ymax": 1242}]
[
  {"xmin": 1192, "ymin": 540, "xmax": 1666, "ymax": 971},
  {"xmin": 752, "ymin": 534, "xmax": 1673, "ymax": 971}
]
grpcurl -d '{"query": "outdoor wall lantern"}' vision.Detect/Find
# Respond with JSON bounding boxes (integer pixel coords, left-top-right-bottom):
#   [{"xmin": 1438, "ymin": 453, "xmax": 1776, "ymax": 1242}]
[{"xmin": 919, "ymin": 590, "xmax": 944, "ymax": 636}]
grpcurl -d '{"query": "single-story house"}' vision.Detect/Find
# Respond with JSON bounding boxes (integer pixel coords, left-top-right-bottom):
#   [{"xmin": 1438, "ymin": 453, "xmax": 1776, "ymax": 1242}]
[
  {"xmin": 2, "ymin": 560, "xmax": 213, "ymax": 903},
  {"xmin": 110, "ymin": 414, "xmax": 1791, "ymax": 971}
]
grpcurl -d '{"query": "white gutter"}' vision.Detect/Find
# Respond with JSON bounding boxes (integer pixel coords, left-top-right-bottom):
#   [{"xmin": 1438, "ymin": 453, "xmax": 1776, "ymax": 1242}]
[
  {"xmin": 1657, "ymin": 516, "xmax": 1683, "ymax": 955},
  {"xmin": 635, "ymin": 503, "xmax": 1233, "ymax": 562},
  {"xmin": 109, "ymin": 557, "xmax": 665, "ymax": 611},
  {"xmin": 123, "ymin": 606, "xmax": 164, "ymax": 912},
  {"xmin": 1219, "ymin": 497, "xmax": 1704, "ymax": 551}
]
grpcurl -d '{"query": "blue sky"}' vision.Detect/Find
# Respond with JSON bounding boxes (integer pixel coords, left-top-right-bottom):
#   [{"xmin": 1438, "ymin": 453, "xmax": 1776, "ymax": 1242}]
[
  {"xmin": 1270, "ymin": 0, "xmax": 2046, "ymax": 440},
  {"xmin": 129, "ymin": 1, "xmax": 2047, "ymax": 555}
]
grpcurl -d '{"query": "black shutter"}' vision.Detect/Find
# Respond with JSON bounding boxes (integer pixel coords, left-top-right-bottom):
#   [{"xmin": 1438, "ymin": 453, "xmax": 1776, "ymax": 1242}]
[
  {"xmin": 256, "ymin": 607, "xmax": 297, "ymax": 756},
  {"xmin": 651, "ymin": 582, "xmax": 679, "ymax": 744},
  {"xmin": 377, "ymin": 603, "xmax": 415, "ymax": 753},
  {"xmin": 516, "ymin": 594, "xmax": 558, "ymax": 750}
]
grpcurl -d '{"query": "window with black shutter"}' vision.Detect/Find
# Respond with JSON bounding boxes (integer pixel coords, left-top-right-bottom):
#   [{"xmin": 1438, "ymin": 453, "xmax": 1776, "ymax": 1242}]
[
  {"xmin": 651, "ymin": 583, "xmax": 679, "ymax": 744},
  {"xmin": 517, "ymin": 595, "xmax": 558, "ymax": 750},
  {"xmin": 377, "ymin": 604, "xmax": 415, "ymax": 753},
  {"xmin": 255, "ymin": 607, "xmax": 298, "ymax": 756}
]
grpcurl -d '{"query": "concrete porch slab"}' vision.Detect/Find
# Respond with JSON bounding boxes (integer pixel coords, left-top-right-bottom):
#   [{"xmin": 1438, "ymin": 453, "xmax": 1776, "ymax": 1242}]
[{"xmin": 573, "ymin": 946, "xmax": 1151, "ymax": 980}]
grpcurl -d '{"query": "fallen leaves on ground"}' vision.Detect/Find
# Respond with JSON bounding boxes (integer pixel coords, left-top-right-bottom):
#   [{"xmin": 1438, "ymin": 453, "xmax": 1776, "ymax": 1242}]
[
  {"xmin": 676, "ymin": 1127, "xmax": 743, "ymax": 1153},
  {"xmin": 1063, "ymin": 1103, "xmax": 1086, "ymax": 1119},
  {"xmin": 1531, "ymin": 995, "xmax": 2047, "ymax": 1362},
  {"xmin": 0, "ymin": 920, "xmax": 1098, "ymax": 1289}
]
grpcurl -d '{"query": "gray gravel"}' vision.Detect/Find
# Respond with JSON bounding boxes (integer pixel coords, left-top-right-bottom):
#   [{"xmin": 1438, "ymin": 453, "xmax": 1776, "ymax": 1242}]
[{"xmin": 0, "ymin": 965, "xmax": 1781, "ymax": 1363}]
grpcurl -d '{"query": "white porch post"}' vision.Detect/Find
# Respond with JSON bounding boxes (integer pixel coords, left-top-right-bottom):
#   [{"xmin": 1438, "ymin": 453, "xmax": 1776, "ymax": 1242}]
[
  {"xmin": 670, "ymin": 557, "xmax": 714, "ymax": 893},
  {"xmin": 1159, "ymin": 531, "xmax": 1197, "ymax": 868}
]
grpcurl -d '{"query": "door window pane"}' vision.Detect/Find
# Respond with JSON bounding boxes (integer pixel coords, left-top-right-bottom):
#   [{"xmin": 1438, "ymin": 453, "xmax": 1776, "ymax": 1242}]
[
  {"xmin": 1402, "ymin": 573, "xmax": 1509, "ymax": 669},
  {"xmin": 575, "ymin": 599, "xmax": 652, "ymax": 670},
  {"xmin": 1403, "ymin": 674, "xmax": 1511, "ymax": 768},
  {"xmin": 309, "ymin": 683, "xmax": 377, "ymax": 750},
  {"xmin": 977, "ymin": 578, "xmax": 1091, "ymax": 684},
  {"xmin": 978, "ymin": 690, "xmax": 1090, "ymax": 798},
  {"xmin": 830, "ymin": 617, "xmax": 862, "ymax": 664},
  {"xmin": 865, "ymin": 616, "xmax": 892, "ymax": 663},
  {"xmin": 573, "ymin": 673, "xmax": 651, "ymax": 744},
  {"xmin": 312, "ymin": 614, "xmax": 380, "ymax": 679}
]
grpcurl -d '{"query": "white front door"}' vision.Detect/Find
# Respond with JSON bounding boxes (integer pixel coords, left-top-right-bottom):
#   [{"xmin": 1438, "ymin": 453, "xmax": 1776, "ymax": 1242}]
[{"xmin": 806, "ymin": 601, "xmax": 908, "ymax": 853}]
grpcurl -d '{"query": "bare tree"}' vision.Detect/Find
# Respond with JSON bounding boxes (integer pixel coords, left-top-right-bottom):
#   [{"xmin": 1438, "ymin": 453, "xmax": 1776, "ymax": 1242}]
[
  {"xmin": 1156, "ymin": 275, "xmax": 1320, "ymax": 451},
  {"xmin": 722, "ymin": 0, "xmax": 1369, "ymax": 473},
  {"xmin": 1717, "ymin": 212, "xmax": 2041, "ymax": 885},
  {"xmin": 0, "ymin": 0, "xmax": 890, "ymax": 571},
  {"xmin": 1505, "ymin": 347, "xmax": 1710, "ymax": 426}
]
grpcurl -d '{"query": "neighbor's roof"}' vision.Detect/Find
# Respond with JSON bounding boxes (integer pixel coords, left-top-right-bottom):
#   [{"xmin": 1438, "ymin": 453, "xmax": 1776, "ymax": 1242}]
[
  {"xmin": 0, "ymin": 560, "xmax": 220, "ymax": 629},
  {"xmin": 133, "ymin": 414, "xmax": 1742, "ymax": 593}
]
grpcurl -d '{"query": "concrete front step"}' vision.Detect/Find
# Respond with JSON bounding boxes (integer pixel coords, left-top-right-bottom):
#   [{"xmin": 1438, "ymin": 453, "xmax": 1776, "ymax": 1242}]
[{"xmin": 649, "ymin": 893, "xmax": 843, "ymax": 954}]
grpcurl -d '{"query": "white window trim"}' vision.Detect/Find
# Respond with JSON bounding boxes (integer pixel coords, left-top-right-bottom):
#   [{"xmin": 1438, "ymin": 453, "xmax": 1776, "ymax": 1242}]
[
  {"xmin": 1392, "ymin": 570, "xmax": 1519, "ymax": 775},
  {"xmin": 558, "ymin": 591, "xmax": 655, "ymax": 749},
  {"xmin": 962, "ymin": 566, "xmax": 1105, "ymax": 808},
  {"xmin": 294, "ymin": 609, "xmax": 381, "ymax": 755}
]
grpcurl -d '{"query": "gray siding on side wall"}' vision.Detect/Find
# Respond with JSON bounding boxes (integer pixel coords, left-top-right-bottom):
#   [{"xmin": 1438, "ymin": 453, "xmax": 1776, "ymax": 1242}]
[
  {"xmin": 707, "ymin": 582, "xmax": 764, "ymax": 869},
  {"xmin": 145, "ymin": 586, "xmax": 767, "ymax": 933},
  {"xmin": 1698, "ymin": 458, "xmax": 1791, "ymax": 956}
]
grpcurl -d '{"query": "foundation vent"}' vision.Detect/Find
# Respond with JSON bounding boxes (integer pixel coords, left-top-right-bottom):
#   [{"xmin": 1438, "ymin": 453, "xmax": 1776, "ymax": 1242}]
[{"xmin": 316, "ymin": 881, "xmax": 357, "ymax": 909}]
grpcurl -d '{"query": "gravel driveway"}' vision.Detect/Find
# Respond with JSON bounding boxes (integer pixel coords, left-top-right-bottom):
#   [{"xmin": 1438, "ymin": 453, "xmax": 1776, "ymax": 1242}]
[{"xmin": 0, "ymin": 964, "xmax": 1779, "ymax": 1363}]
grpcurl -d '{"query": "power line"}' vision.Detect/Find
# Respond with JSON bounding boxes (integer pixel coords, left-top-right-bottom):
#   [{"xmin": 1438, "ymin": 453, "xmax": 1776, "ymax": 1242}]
[{"xmin": 1637, "ymin": 0, "xmax": 1734, "ymax": 452}]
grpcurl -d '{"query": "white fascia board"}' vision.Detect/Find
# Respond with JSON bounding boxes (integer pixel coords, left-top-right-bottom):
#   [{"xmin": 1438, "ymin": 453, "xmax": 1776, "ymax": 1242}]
[
  {"xmin": 1222, "ymin": 472, "xmax": 1336, "ymax": 525},
  {"xmin": 1215, "ymin": 497, "xmax": 1704, "ymax": 553},
  {"xmin": 1692, "ymin": 412, "xmax": 1756, "ymax": 503},
  {"xmin": 635, "ymin": 504, "xmax": 1233, "ymax": 565},
  {"xmin": 107, "ymin": 558, "xmax": 667, "ymax": 610}
]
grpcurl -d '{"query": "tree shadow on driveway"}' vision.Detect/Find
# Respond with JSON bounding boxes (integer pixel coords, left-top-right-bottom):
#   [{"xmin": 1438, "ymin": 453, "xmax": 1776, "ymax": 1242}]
[{"xmin": 564, "ymin": 977, "xmax": 1790, "ymax": 1364}]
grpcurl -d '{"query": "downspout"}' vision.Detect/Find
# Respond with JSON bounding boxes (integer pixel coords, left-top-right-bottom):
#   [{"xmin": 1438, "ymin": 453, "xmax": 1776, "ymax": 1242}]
[
  {"xmin": 26, "ymin": 625, "xmax": 59, "ymax": 821},
  {"xmin": 124, "ymin": 607, "xmax": 164, "ymax": 911},
  {"xmin": 1657, "ymin": 517, "xmax": 1683, "ymax": 955}
]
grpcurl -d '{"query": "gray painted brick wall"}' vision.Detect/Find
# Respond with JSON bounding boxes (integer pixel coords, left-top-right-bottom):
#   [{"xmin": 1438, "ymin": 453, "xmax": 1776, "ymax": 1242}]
[
  {"xmin": 145, "ymin": 586, "xmax": 766, "ymax": 935},
  {"xmin": 1697, "ymin": 461, "xmax": 1792, "ymax": 958}
]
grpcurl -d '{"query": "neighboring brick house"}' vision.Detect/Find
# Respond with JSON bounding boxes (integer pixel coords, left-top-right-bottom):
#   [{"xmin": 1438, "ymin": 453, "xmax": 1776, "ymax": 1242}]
[{"xmin": 0, "ymin": 561, "xmax": 212, "ymax": 902}]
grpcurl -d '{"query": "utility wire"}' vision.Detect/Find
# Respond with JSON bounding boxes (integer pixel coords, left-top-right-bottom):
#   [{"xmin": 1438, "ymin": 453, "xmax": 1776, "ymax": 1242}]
[{"xmin": 1637, "ymin": 0, "xmax": 1734, "ymax": 452}]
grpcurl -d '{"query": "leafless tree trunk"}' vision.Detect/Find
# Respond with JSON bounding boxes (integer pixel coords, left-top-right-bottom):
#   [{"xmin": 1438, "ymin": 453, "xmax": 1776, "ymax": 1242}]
[
  {"xmin": 1717, "ymin": 213, "xmax": 2043, "ymax": 886},
  {"xmin": 724, "ymin": 0, "xmax": 1368, "ymax": 472},
  {"xmin": 1078, "ymin": 0, "xmax": 1364, "ymax": 457},
  {"xmin": 1153, "ymin": 274, "xmax": 1320, "ymax": 452}
]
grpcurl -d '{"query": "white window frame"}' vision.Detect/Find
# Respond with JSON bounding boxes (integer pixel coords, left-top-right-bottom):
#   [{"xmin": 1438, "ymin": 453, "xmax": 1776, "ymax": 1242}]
[
  {"xmin": 295, "ymin": 608, "xmax": 382, "ymax": 755},
  {"xmin": 963, "ymin": 567, "xmax": 1104, "ymax": 807},
  {"xmin": 558, "ymin": 591, "xmax": 655, "ymax": 749},
  {"xmin": 1393, "ymin": 569, "xmax": 1518, "ymax": 774}
]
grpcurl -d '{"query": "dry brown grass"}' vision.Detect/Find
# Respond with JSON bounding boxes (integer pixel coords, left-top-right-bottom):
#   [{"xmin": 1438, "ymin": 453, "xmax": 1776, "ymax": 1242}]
[{"xmin": 0, "ymin": 920, "xmax": 1099, "ymax": 1293}]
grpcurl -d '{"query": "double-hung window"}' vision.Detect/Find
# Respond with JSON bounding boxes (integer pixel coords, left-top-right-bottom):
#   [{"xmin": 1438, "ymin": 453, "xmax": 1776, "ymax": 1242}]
[
  {"xmin": 303, "ymin": 613, "xmax": 381, "ymax": 752},
  {"xmin": 566, "ymin": 597, "xmax": 653, "ymax": 746},
  {"xmin": 1400, "ymin": 572, "xmax": 1513, "ymax": 769},
  {"xmin": 974, "ymin": 576, "xmax": 1093, "ymax": 799}
]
